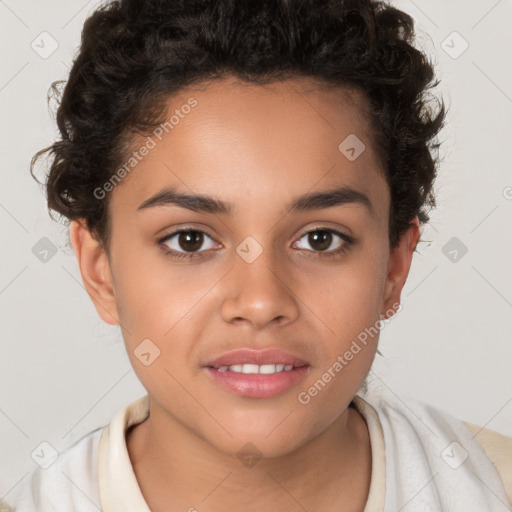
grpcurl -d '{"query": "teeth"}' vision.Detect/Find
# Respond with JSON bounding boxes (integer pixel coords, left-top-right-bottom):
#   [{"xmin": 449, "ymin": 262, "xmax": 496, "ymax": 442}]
[
  {"xmin": 243, "ymin": 364, "xmax": 259, "ymax": 374},
  {"xmin": 216, "ymin": 363, "xmax": 297, "ymax": 374},
  {"xmin": 259, "ymin": 364, "xmax": 276, "ymax": 374}
]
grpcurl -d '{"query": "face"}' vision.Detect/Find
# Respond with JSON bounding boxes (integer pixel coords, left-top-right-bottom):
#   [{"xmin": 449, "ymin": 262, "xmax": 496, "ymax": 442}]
[{"xmin": 71, "ymin": 76, "xmax": 418, "ymax": 458}]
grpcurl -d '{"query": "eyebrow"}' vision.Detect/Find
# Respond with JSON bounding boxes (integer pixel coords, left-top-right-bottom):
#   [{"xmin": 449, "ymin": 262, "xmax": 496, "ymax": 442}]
[{"xmin": 136, "ymin": 184, "xmax": 373, "ymax": 216}]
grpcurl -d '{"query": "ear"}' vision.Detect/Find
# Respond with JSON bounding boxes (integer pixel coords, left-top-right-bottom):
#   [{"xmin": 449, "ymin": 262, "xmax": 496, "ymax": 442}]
[
  {"xmin": 69, "ymin": 219, "xmax": 120, "ymax": 326},
  {"xmin": 381, "ymin": 217, "xmax": 420, "ymax": 318}
]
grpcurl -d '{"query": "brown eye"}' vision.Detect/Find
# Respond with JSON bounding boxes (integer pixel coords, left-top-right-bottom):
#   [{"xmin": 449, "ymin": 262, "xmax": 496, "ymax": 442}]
[
  {"xmin": 307, "ymin": 230, "xmax": 332, "ymax": 251},
  {"xmin": 159, "ymin": 229, "xmax": 218, "ymax": 257},
  {"xmin": 177, "ymin": 231, "xmax": 204, "ymax": 252},
  {"xmin": 294, "ymin": 228, "xmax": 352, "ymax": 255}
]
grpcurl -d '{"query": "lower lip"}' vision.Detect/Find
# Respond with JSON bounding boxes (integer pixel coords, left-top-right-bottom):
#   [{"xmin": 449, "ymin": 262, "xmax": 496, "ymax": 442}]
[{"xmin": 204, "ymin": 366, "xmax": 310, "ymax": 398}]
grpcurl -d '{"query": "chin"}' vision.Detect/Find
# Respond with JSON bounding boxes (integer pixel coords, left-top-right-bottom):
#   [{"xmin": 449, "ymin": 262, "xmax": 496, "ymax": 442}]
[{"xmin": 199, "ymin": 416, "xmax": 315, "ymax": 461}]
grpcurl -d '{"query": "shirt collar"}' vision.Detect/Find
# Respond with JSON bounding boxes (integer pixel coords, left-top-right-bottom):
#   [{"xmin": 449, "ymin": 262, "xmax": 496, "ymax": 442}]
[
  {"xmin": 98, "ymin": 394, "xmax": 151, "ymax": 511},
  {"xmin": 97, "ymin": 393, "xmax": 385, "ymax": 511}
]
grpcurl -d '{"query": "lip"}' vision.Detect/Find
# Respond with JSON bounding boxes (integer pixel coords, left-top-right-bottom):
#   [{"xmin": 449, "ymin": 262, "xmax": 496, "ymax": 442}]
[
  {"xmin": 204, "ymin": 348, "xmax": 309, "ymax": 368},
  {"xmin": 203, "ymin": 348, "xmax": 310, "ymax": 398}
]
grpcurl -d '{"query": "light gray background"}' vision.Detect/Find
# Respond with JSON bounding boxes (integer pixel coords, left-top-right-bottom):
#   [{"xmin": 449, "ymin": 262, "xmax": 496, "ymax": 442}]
[{"xmin": 1, "ymin": 0, "xmax": 511, "ymax": 500}]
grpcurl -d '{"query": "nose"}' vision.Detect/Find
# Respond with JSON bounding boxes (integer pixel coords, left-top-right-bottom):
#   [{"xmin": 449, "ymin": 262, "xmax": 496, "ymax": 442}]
[{"xmin": 220, "ymin": 246, "xmax": 300, "ymax": 330}]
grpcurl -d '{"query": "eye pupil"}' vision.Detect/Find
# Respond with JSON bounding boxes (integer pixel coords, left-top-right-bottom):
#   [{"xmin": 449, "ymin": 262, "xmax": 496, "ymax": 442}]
[
  {"xmin": 309, "ymin": 230, "xmax": 332, "ymax": 251},
  {"xmin": 178, "ymin": 231, "xmax": 203, "ymax": 252}
]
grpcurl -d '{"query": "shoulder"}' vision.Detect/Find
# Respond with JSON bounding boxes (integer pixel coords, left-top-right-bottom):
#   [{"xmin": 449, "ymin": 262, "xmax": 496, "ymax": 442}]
[
  {"xmin": 463, "ymin": 421, "xmax": 512, "ymax": 503},
  {"xmin": 4, "ymin": 427, "xmax": 104, "ymax": 512},
  {"xmin": 356, "ymin": 381, "xmax": 512, "ymax": 509}
]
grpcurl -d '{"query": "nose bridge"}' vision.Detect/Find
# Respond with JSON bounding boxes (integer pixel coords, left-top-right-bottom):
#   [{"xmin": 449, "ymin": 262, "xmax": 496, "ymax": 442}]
[{"xmin": 221, "ymin": 235, "xmax": 299, "ymax": 328}]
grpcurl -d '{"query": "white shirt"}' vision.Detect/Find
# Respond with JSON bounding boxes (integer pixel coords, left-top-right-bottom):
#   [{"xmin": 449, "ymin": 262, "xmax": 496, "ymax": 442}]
[{"xmin": 4, "ymin": 382, "xmax": 511, "ymax": 511}]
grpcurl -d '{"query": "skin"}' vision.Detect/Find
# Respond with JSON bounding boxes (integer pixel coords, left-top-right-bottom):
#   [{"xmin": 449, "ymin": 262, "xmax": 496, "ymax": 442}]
[{"xmin": 70, "ymin": 76, "xmax": 420, "ymax": 512}]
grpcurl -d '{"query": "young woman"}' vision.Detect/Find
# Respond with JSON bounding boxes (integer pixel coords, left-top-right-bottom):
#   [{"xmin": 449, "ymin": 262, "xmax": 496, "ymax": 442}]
[{"xmin": 4, "ymin": 0, "xmax": 510, "ymax": 510}]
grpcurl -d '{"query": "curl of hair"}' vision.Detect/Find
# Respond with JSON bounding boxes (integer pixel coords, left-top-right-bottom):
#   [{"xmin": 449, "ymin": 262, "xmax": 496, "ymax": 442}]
[{"xmin": 31, "ymin": 0, "xmax": 446, "ymax": 251}]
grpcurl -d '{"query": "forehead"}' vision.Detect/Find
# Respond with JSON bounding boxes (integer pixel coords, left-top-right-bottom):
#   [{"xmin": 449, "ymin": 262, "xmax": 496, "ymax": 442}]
[{"xmin": 110, "ymin": 76, "xmax": 388, "ymax": 218}]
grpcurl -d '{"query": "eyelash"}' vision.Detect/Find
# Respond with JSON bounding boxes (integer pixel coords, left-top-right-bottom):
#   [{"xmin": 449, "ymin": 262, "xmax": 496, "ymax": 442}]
[{"xmin": 156, "ymin": 227, "xmax": 354, "ymax": 260}]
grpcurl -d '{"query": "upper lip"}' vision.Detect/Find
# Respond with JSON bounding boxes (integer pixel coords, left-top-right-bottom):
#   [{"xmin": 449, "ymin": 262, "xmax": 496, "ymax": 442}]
[{"xmin": 204, "ymin": 348, "xmax": 309, "ymax": 368}]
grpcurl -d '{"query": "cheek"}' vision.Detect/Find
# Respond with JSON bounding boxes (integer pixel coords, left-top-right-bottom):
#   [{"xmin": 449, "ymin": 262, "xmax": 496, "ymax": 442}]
[
  {"xmin": 110, "ymin": 243, "xmax": 224, "ymax": 392},
  {"xmin": 294, "ymin": 267, "xmax": 385, "ymax": 421},
  {"xmin": 294, "ymin": 244, "xmax": 388, "ymax": 392},
  {"xmin": 300, "ymin": 247, "xmax": 388, "ymax": 339},
  {"xmin": 110, "ymin": 236, "xmax": 200, "ymax": 334}
]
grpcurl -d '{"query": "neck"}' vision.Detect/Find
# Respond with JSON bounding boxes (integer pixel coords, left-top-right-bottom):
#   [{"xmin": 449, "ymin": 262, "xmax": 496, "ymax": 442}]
[{"xmin": 126, "ymin": 400, "xmax": 372, "ymax": 512}]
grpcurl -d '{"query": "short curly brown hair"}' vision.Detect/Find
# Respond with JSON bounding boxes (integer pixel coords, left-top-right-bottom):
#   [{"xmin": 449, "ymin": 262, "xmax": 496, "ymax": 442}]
[{"xmin": 31, "ymin": 0, "xmax": 445, "ymax": 253}]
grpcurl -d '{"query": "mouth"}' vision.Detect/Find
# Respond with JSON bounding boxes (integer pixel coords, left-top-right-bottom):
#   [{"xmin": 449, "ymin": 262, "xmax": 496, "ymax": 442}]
[
  {"xmin": 203, "ymin": 348, "xmax": 310, "ymax": 398},
  {"xmin": 214, "ymin": 363, "xmax": 303, "ymax": 374}
]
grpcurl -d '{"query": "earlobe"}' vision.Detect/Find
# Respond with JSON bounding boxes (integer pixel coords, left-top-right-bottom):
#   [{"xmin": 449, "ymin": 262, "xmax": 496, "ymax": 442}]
[
  {"xmin": 382, "ymin": 217, "xmax": 421, "ymax": 318},
  {"xmin": 69, "ymin": 220, "xmax": 120, "ymax": 326}
]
